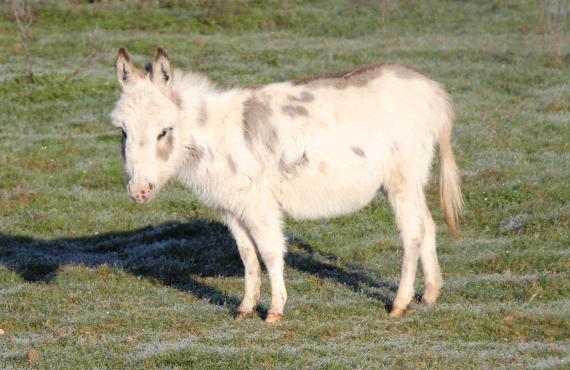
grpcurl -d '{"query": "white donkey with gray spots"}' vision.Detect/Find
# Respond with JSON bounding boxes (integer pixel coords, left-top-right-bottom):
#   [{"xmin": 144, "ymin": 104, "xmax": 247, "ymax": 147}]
[{"xmin": 111, "ymin": 47, "xmax": 463, "ymax": 322}]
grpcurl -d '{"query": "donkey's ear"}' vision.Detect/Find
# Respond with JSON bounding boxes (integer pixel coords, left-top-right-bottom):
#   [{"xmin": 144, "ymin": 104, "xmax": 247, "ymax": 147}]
[
  {"xmin": 151, "ymin": 47, "xmax": 172, "ymax": 87},
  {"xmin": 115, "ymin": 47, "xmax": 140, "ymax": 89}
]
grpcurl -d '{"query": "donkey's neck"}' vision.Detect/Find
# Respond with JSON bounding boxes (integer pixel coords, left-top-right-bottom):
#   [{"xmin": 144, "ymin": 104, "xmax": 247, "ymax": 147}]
[
  {"xmin": 176, "ymin": 86, "xmax": 246, "ymax": 145},
  {"xmin": 171, "ymin": 70, "xmax": 251, "ymax": 183}
]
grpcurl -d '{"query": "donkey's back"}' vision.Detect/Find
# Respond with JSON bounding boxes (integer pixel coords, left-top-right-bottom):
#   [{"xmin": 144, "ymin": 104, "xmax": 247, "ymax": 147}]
[{"xmin": 258, "ymin": 63, "xmax": 457, "ymax": 223}]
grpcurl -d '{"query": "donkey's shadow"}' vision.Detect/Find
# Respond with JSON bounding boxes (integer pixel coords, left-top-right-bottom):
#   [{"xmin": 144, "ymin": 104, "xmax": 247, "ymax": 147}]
[{"xmin": 0, "ymin": 220, "xmax": 397, "ymax": 314}]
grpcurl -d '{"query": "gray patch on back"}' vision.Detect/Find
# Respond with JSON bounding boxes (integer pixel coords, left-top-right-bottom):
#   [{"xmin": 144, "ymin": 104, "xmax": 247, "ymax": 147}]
[
  {"xmin": 351, "ymin": 146, "xmax": 366, "ymax": 158},
  {"xmin": 242, "ymin": 95, "xmax": 277, "ymax": 154},
  {"xmin": 292, "ymin": 63, "xmax": 425, "ymax": 89},
  {"xmin": 282, "ymin": 105, "xmax": 308, "ymax": 117}
]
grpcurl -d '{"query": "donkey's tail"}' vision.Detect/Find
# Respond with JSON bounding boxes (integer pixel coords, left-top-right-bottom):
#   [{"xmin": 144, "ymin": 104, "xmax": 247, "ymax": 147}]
[{"xmin": 439, "ymin": 108, "xmax": 463, "ymax": 239}]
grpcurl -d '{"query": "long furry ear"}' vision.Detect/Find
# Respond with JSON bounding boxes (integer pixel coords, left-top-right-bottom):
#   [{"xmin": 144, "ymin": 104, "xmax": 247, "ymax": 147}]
[
  {"xmin": 115, "ymin": 47, "xmax": 141, "ymax": 89},
  {"xmin": 151, "ymin": 47, "xmax": 172, "ymax": 87}
]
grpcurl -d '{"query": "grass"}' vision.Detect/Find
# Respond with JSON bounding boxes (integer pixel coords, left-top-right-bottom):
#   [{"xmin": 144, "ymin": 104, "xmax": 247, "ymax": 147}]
[{"xmin": 1, "ymin": 0, "xmax": 569, "ymax": 368}]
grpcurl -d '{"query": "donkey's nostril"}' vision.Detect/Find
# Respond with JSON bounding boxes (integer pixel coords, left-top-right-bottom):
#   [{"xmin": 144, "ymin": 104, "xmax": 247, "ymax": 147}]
[{"xmin": 128, "ymin": 181, "xmax": 155, "ymax": 204}]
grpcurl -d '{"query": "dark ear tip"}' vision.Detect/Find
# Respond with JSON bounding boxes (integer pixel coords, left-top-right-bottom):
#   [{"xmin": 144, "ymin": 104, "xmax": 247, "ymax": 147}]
[
  {"xmin": 155, "ymin": 47, "xmax": 169, "ymax": 59},
  {"xmin": 117, "ymin": 47, "xmax": 130, "ymax": 61}
]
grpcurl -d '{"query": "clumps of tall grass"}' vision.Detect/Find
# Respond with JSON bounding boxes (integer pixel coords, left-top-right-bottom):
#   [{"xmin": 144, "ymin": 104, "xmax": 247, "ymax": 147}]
[
  {"xmin": 538, "ymin": 0, "xmax": 567, "ymax": 66},
  {"xmin": 10, "ymin": 0, "xmax": 34, "ymax": 83}
]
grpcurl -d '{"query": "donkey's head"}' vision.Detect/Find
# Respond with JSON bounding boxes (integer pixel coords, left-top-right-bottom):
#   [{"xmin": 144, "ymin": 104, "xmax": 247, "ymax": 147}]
[{"xmin": 111, "ymin": 47, "xmax": 183, "ymax": 204}]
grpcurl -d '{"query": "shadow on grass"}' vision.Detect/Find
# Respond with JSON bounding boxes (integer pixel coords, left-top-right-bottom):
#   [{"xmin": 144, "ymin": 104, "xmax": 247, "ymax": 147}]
[{"xmin": 0, "ymin": 219, "xmax": 396, "ymax": 314}]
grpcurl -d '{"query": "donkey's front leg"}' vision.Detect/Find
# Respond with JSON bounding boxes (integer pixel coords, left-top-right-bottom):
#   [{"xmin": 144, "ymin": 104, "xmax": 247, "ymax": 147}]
[
  {"xmin": 244, "ymin": 206, "xmax": 287, "ymax": 323},
  {"xmin": 223, "ymin": 213, "xmax": 261, "ymax": 319}
]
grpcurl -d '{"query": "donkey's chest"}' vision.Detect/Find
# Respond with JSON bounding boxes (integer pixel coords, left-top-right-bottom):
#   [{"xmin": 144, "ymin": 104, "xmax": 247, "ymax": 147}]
[{"xmin": 177, "ymin": 160, "xmax": 255, "ymax": 211}]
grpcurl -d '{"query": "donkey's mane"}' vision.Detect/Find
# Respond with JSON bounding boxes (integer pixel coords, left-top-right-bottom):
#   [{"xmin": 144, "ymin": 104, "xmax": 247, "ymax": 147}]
[{"xmin": 170, "ymin": 68, "xmax": 218, "ymax": 94}]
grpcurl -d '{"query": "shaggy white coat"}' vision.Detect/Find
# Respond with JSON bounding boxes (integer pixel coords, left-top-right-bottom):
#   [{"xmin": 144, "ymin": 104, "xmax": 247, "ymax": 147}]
[{"xmin": 111, "ymin": 48, "xmax": 463, "ymax": 321}]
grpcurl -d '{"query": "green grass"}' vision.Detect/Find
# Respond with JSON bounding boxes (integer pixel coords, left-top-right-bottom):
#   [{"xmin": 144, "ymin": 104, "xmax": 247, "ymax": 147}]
[{"xmin": 1, "ymin": 0, "xmax": 569, "ymax": 368}]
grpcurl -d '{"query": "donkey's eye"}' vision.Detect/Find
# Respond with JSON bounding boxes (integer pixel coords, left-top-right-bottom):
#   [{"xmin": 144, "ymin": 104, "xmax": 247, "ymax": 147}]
[{"xmin": 157, "ymin": 127, "xmax": 172, "ymax": 140}]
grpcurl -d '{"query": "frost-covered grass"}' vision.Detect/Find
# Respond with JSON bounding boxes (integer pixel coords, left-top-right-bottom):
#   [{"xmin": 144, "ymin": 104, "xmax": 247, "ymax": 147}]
[{"xmin": 1, "ymin": 1, "xmax": 569, "ymax": 368}]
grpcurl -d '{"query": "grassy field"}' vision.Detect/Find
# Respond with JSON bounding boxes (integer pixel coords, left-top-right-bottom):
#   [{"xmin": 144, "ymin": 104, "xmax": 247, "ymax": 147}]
[{"xmin": 1, "ymin": 0, "xmax": 569, "ymax": 368}]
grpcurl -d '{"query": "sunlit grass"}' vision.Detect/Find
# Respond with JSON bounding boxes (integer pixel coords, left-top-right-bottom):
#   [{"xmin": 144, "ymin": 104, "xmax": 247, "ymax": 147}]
[{"xmin": 1, "ymin": 0, "xmax": 569, "ymax": 368}]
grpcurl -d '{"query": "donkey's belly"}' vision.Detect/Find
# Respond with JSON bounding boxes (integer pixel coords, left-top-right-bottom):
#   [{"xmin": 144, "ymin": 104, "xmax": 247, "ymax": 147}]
[{"xmin": 277, "ymin": 160, "xmax": 384, "ymax": 220}]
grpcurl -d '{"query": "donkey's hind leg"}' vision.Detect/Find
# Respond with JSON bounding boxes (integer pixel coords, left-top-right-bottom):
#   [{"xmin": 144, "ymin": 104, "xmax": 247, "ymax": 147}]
[
  {"xmin": 419, "ymin": 210, "xmax": 443, "ymax": 307},
  {"xmin": 385, "ymin": 177, "xmax": 429, "ymax": 317}
]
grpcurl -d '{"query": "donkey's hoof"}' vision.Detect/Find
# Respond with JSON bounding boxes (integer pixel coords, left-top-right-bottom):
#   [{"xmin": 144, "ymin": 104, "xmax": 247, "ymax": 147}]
[
  {"xmin": 421, "ymin": 297, "xmax": 437, "ymax": 308},
  {"xmin": 235, "ymin": 311, "xmax": 254, "ymax": 320},
  {"xmin": 389, "ymin": 307, "xmax": 406, "ymax": 318},
  {"xmin": 265, "ymin": 313, "xmax": 283, "ymax": 323}
]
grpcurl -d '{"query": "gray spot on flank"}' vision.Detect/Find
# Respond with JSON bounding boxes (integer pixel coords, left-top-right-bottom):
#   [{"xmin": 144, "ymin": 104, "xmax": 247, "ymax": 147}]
[
  {"xmin": 351, "ymin": 146, "xmax": 366, "ymax": 158},
  {"xmin": 288, "ymin": 91, "xmax": 314, "ymax": 103},
  {"xmin": 242, "ymin": 95, "xmax": 277, "ymax": 154},
  {"xmin": 282, "ymin": 105, "xmax": 308, "ymax": 117},
  {"xmin": 391, "ymin": 143, "xmax": 399, "ymax": 154},
  {"xmin": 279, "ymin": 151, "xmax": 309, "ymax": 176}
]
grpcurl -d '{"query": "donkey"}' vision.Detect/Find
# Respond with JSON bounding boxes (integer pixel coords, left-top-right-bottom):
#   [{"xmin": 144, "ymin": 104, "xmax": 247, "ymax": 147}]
[{"xmin": 111, "ymin": 47, "xmax": 462, "ymax": 322}]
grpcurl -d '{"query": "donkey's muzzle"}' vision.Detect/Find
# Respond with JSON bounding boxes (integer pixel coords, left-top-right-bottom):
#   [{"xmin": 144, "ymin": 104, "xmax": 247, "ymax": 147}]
[{"xmin": 128, "ymin": 181, "xmax": 155, "ymax": 204}]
